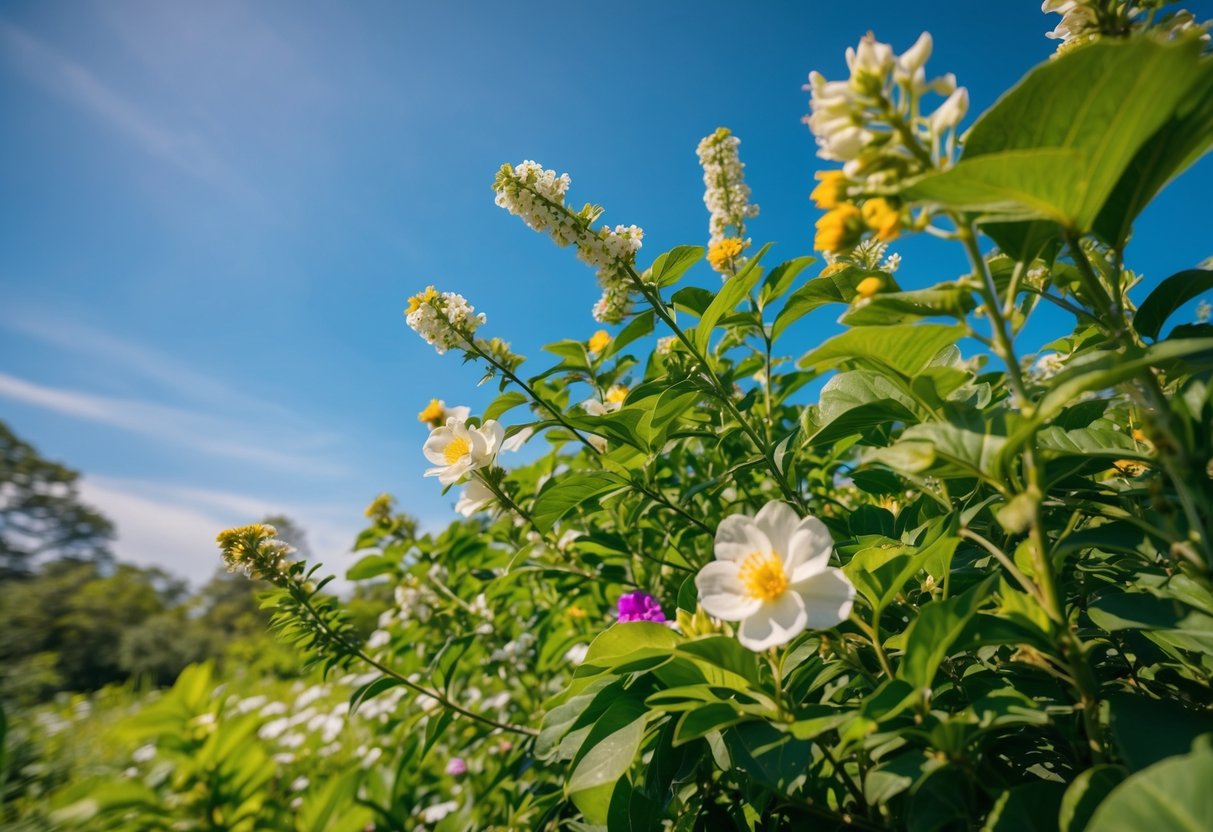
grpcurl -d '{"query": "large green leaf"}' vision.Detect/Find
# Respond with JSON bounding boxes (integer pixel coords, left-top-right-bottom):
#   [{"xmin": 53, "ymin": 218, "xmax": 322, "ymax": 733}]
[
  {"xmin": 797, "ymin": 323, "xmax": 964, "ymax": 378},
  {"xmin": 1059, "ymin": 765, "xmax": 1127, "ymax": 832},
  {"xmin": 1093, "ymin": 59, "xmax": 1213, "ymax": 246},
  {"xmin": 898, "ymin": 577, "xmax": 994, "ymax": 690},
  {"xmin": 567, "ymin": 696, "xmax": 648, "ymax": 795},
  {"xmin": 1085, "ymin": 747, "xmax": 1213, "ymax": 832},
  {"xmin": 650, "ymin": 245, "xmax": 704, "ymax": 288},
  {"xmin": 772, "ymin": 266, "xmax": 889, "ymax": 341},
  {"xmin": 839, "ymin": 283, "xmax": 975, "ymax": 326},
  {"xmin": 1132, "ymin": 269, "xmax": 1213, "ymax": 341},
  {"xmin": 903, "ymin": 37, "xmax": 1206, "ymax": 231},
  {"xmin": 531, "ymin": 471, "xmax": 628, "ymax": 532}
]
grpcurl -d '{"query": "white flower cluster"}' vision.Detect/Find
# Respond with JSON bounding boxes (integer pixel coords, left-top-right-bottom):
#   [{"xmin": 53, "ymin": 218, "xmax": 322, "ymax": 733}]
[
  {"xmin": 1042, "ymin": 1, "xmax": 1203, "ymax": 51},
  {"xmin": 696, "ymin": 127, "xmax": 759, "ymax": 248},
  {"xmin": 405, "ymin": 287, "xmax": 486, "ymax": 356},
  {"xmin": 805, "ymin": 32, "xmax": 967, "ymax": 186},
  {"xmin": 494, "ymin": 161, "xmax": 644, "ymax": 323}
]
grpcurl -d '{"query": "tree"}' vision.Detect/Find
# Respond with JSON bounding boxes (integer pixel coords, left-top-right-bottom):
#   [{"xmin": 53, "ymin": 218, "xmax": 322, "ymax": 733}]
[{"xmin": 0, "ymin": 421, "xmax": 113, "ymax": 578}]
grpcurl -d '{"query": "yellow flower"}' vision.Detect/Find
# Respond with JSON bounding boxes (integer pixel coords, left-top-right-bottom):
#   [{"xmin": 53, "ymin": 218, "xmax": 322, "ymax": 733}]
[
  {"xmin": 814, "ymin": 203, "xmax": 863, "ymax": 253},
  {"xmin": 856, "ymin": 276, "xmax": 883, "ymax": 299},
  {"xmin": 406, "ymin": 286, "xmax": 438, "ymax": 315},
  {"xmin": 605, "ymin": 385, "xmax": 628, "ymax": 405},
  {"xmin": 707, "ymin": 237, "xmax": 746, "ymax": 272},
  {"xmin": 566, "ymin": 606, "xmax": 587, "ymax": 620},
  {"xmin": 811, "ymin": 170, "xmax": 848, "ymax": 209},
  {"xmin": 417, "ymin": 398, "xmax": 445, "ymax": 425},
  {"xmin": 861, "ymin": 198, "xmax": 901, "ymax": 241},
  {"xmin": 1113, "ymin": 459, "xmax": 1147, "ymax": 477},
  {"xmin": 588, "ymin": 330, "xmax": 612, "ymax": 354},
  {"xmin": 819, "ymin": 262, "xmax": 849, "ymax": 278}
]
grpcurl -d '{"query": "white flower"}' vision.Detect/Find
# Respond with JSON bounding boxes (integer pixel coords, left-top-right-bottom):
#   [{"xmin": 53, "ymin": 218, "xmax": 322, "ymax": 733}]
[
  {"xmin": 132, "ymin": 743, "xmax": 157, "ymax": 763},
  {"xmin": 405, "ymin": 287, "xmax": 486, "ymax": 355},
  {"xmin": 564, "ymin": 643, "xmax": 589, "ymax": 665},
  {"xmin": 423, "ymin": 417, "xmax": 504, "ymax": 486},
  {"xmin": 930, "ymin": 88, "xmax": 969, "ymax": 132},
  {"xmin": 455, "ymin": 478, "xmax": 495, "ymax": 516},
  {"xmin": 696, "ymin": 501, "xmax": 855, "ymax": 651},
  {"xmin": 421, "ymin": 801, "xmax": 459, "ymax": 823},
  {"xmin": 1196, "ymin": 299, "xmax": 1211, "ymax": 323},
  {"xmin": 501, "ymin": 426, "xmax": 534, "ymax": 453},
  {"xmin": 696, "ymin": 127, "xmax": 760, "ymax": 255}
]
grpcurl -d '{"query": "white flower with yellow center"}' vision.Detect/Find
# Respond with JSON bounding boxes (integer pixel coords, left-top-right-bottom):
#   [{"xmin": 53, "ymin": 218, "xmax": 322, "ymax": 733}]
[
  {"xmin": 696, "ymin": 501, "xmax": 855, "ymax": 651},
  {"xmin": 422, "ymin": 418, "xmax": 504, "ymax": 486}
]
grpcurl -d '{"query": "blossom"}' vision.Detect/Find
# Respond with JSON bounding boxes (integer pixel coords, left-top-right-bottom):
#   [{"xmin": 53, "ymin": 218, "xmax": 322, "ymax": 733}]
[
  {"xmin": 695, "ymin": 501, "xmax": 855, "ymax": 651},
  {"xmin": 810, "ymin": 171, "xmax": 849, "ymax": 209},
  {"xmin": 455, "ymin": 478, "xmax": 495, "ymax": 517},
  {"xmin": 707, "ymin": 238, "xmax": 747, "ymax": 274},
  {"xmin": 814, "ymin": 203, "xmax": 863, "ymax": 253},
  {"xmin": 856, "ymin": 276, "xmax": 883, "ymax": 299},
  {"xmin": 564, "ymin": 643, "xmax": 589, "ymax": 665},
  {"xmin": 421, "ymin": 801, "xmax": 459, "ymax": 823},
  {"xmin": 445, "ymin": 757, "xmax": 468, "ymax": 776},
  {"xmin": 588, "ymin": 329, "xmax": 612, "ymax": 354},
  {"xmin": 422, "ymin": 417, "xmax": 504, "ymax": 486},
  {"xmin": 493, "ymin": 161, "xmax": 644, "ymax": 323},
  {"xmin": 655, "ymin": 335, "xmax": 678, "ymax": 355},
  {"xmin": 405, "ymin": 286, "xmax": 486, "ymax": 355},
  {"xmin": 617, "ymin": 591, "xmax": 666, "ymax": 623},
  {"xmin": 582, "ymin": 385, "xmax": 627, "ymax": 416},
  {"xmin": 501, "ymin": 426, "xmax": 533, "ymax": 453},
  {"xmin": 216, "ymin": 524, "xmax": 292, "ymax": 582},
  {"xmin": 696, "ymin": 127, "xmax": 759, "ymax": 274},
  {"xmin": 861, "ymin": 198, "xmax": 901, "ymax": 241},
  {"xmin": 418, "ymin": 399, "xmax": 470, "ymax": 428}
]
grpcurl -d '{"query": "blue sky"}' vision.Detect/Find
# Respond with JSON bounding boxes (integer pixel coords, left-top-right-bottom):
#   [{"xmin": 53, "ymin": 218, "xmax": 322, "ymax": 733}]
[{"xmin": 1, "ymin": 0, "xmax": 1210, "ymax": 584}]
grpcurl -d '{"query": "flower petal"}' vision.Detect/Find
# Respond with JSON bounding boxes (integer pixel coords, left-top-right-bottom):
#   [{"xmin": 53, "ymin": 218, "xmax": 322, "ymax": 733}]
[
  {"xmin": 754, "ymin": 501, "xmax": 801, "ymax": 555},
  {"xmin": 422, "ymin": 429, "xmax": 453, "ymax": 465},
  {"xmin": 714, "ymin": 514, "xmax": 771, "ymax": 563},
  {"xmin": 786, "ymin": 516, "xmax": 836, "ymax": 581},
  {"xmin": 792, "ymin": 568, "xmax": 856, "ymax": 630},
  {"xmin": 696, "ymin": 561, "xmax": 761, "ymax": 621},
  {"xmin": 737, "ymin": 592, "xmax": 808, "ymax": 651}
]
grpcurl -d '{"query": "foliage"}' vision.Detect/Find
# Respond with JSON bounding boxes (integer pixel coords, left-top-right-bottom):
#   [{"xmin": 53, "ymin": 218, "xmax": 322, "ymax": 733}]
[
  {"xmin": 19, "ymin": 6, "xmax": 1213, "ymax": 831},
  {"xmin": 0, "ymin": 421, "xmax": 113, "ymax": 578}
]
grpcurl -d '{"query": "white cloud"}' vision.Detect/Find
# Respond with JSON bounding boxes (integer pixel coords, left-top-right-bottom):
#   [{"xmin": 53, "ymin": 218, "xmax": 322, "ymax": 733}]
[
  {"xmin": 79, "ymin": 475, "xmax": 361, "ymax": 590},
  {"xmin": 0, "ymin": 371, "xmax": 344, "ymax": 476}
]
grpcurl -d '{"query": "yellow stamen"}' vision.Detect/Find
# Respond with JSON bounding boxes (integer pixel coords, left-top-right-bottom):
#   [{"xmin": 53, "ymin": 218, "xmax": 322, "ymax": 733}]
[
  {"xmin": 737, "ymin": 551, "xmax": 789, "ymax": 602},
  {"xmin": 443, "ymin": 436, "xmax": 470, "ymax": 464}
]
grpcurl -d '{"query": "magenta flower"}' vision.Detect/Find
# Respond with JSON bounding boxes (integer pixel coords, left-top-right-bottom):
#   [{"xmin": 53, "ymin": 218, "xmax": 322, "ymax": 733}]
[
  {"xmin": 445, "ymin": 757, "xmax": 467, "ymax": 776},
  {"xmin": 617, "ymin": 591, "xmax": 666, "ymax": 623}
]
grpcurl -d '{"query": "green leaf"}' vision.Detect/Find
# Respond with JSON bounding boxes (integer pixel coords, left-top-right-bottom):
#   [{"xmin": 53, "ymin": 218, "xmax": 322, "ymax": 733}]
[
  {"xmin": 674, "ymin": 703, "xmax": 745, "ymax": 745},
  {"xmin": 567, "ymin": 696, "xmax": 648, "ymax": 795},
  {"xmin": 1132, "ymin": 269, "xmax": 1213, "ymax": 341},
  {"xmin": 797, "ymin": 323, "xmax": 964, "ymax": 378},
  {"xmin": 981, "ymin": 781, "xmax": 1065, "ymax": 832},
  {"xmin": 759, "ymin": 255, "xmax": 817, "ymax": 307},
  {"xmin": 531, "ymin": 471, "xmax": 628, "ymax": 532},
  {"xmin": 349, "ymin": 677, "xmax": 403, "ymax": 715},
  {"xmin": 346, "ymin": 553, "xmax": 397, "ymax": 581},
  {"xmin": 650, "ymin": 245, "xmax": 704, "ymax": 288},
  {"xmin": 484, "ymin": 390, "xmax": 529, "ymax": 421},
  {"xmin": 693, "ymin": 243, "xmax": 771, "ymax": 355},
  {"xmin": 1093, "ymin": 60, "xmax": 1213, "ymax": 246},
  {"xmin": 1085, "ymin": 746, "xmax": 1213, "ymax": 832},
  {"xmin": 1089, "ymin": 592, "xmax": 1213, "ymax": 653},
  {"xmin": 1107, "ymin": 693, "xmax": 1213, "ymax": 772},
  {"xmin": 295, "ymin": 770, "xmax": 369, "ymax": 832},
  {"xmin": 772, "ymin": 266, "xmax": 885, "ymax": 341},
  {"xmin": 1059, "ymin": 765, "xmax": 1127, "ymax": 832},
  {"xmin": 839, "ymin": 284, "xmax": 976, "ymax": 326},
  {"xmin": 903, "ymin": 38, "xmax": 1206, "ymax": 231},
  {"xmin": 899, "ymin": 576, "xmax": 994, "ymax": 690},
  {"xmin": 607, "ymin": 309, "xmax": 656, "ymax": 357},
  {"xmin": 675, "ymin": 636, "xmax": 763, "ymax": 687}
]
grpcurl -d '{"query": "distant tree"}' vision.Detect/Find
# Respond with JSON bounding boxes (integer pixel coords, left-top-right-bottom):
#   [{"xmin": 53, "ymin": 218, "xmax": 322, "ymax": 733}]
[{"xmin": 0, "ymin": 421, "xmax": 114, "ymax": 578}]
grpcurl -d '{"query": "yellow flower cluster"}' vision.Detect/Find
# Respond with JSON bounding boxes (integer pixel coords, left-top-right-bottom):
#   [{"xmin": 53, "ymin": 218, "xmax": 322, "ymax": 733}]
[
  {"xmin": 707, "ymin": 237, "xmax": 747, "ymax": 272},
  {"xmin": 215, "ymin": 523, "xmax": 292, "ymax": 582},
  {"xmin": 588, "ymin": 330, "xmax": 612, "ymax": 354},
  {"xmin": 406, "ymin": 286, "xmax": 438, "ymax": 315},
  {"xmin": 812, "ymin": 180, "xmax": 902, "ymax": 254}
]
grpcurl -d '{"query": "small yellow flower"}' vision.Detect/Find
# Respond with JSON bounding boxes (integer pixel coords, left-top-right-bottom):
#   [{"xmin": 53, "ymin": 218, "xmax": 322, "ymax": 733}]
[
  {"xmin": 605, "ymin": 385, "xmax": 628, "ymax": 405},
  {"xmin": 856, "ymin": 276, "xmax": 883, "ymax": 299},
  {"xmin": 810, "ymin": 170, "xmax": 848, "ymax": 209},
  {"xmin": 861, "ymin": 198, "xmax": 901, "ymax": 241},
  {"xmin": 819, "ymin": 262, "xmax": 849, "ymax": 278},
  {"xmin": 566, "ymin": 606, "xmax": 587, "ymax": 620},
  {"xmin": 1113, "ymin": 459, "xmax": 1147, "ymax": 477},
  {"xmin": 707, "ymin": 237, "xmax": 746, "ymax": 272},
  {"xmin": 814, "ymin": 203, "xmax": 863, "ymax": 253},
  {"xmin": 588, "ymin": 330, "xmax": 612, "ymax": 354},
  {"xmin": 406, "ymin": 286, "xmax": 438, "ymax": 315},
  {"xmin": 417, "ymin": 398, "xmax": 445, "ymax": 425},
  {"xmin": 1131, "ymin": 428, "xmax": 1151, "ymax": 446}
]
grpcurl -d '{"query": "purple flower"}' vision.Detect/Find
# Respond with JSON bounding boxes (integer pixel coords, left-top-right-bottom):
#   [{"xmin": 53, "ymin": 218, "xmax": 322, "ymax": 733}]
[
  {"xmin": 617, "ymin": 591, "xmax": 666, "ymax": 623},
  {"xmin": 445, "ymin": 757, "xmax": 467, "ymax": 776}
]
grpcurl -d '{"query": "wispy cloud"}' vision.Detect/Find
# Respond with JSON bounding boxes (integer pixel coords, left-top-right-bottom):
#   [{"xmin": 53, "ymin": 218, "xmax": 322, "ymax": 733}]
[
  {"xmin": 0, "ymin": 371, "xmax": 343, "ymax": 476},
  {"xmin": 79, "ymin": 475, "xmax": 360, "ymax": 588},
  {"xmin": 0, "ymin": 20, "xmax": 259, "ymax": 204}
]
